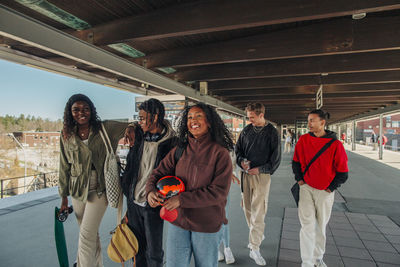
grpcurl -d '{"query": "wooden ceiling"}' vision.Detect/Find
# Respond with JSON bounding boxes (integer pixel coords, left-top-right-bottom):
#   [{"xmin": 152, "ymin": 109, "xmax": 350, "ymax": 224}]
[{"xmin": 1, "ymin": 0, "xmax": 400, "ymax": 124}]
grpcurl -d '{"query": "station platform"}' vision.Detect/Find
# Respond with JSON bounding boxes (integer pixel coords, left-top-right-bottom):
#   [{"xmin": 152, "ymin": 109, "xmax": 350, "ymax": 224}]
[{"xmin": 0, "ymin": 148, "xmax": 399, "ymax": 267}]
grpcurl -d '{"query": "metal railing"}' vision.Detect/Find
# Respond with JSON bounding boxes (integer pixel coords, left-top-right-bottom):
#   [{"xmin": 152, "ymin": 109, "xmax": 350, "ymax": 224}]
[{"xmin": 0, "ymin": 171, "xmax": 58, "ymax": 198}]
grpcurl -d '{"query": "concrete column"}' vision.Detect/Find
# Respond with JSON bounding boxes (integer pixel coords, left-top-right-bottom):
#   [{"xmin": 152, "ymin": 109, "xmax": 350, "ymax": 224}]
[
  {"xmin": 352, "ymin": 121, "xmax": 356, "ymax": 151},
  {"xmin": 379, "ymin": 114, "xmax": 383, "ymax": 160}
]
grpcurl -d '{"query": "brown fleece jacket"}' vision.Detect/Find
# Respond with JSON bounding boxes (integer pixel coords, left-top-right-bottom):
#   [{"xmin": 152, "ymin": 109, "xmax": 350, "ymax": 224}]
[{"xmin": 146, "ymin": 133, "xmax": 232, "ymax": 233}]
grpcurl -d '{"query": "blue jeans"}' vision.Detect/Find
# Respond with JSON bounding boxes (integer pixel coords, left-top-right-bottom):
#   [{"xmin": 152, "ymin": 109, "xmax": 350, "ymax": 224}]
[{"xmin": 166, "ymin": 223, "xmax": 222, "ymax": 267}]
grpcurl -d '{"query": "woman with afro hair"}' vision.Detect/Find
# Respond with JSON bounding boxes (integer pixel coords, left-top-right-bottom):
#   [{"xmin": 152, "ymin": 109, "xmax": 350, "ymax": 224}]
[
  {"xmin": 58, "ymin": 94, "xmax": 129, "ymax": 267},
  {"xmin": 146, "ymin": 102, "xmax": 234, "ymax": 267}
]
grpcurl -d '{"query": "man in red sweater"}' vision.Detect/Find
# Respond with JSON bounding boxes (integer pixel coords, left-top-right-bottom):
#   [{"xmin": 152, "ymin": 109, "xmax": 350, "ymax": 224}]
[{"xmin": 292, "ymin": 109, "xmax": 348, "ymax": 267}]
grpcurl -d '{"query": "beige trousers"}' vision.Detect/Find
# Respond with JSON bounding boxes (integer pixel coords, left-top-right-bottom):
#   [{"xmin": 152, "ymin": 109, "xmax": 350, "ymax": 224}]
[
  {"xmin": 71, "ymin": 171, "xmax": 108, "ymax": 267},
  {"xmin": 242, "ymin": 172, "xmax": 271, "ymax": 250},
  {"xmin": 284, "ymin": 142, "xmax": 291, "ymax": 153},
  {"xmin": 298, "ymin": 184, "xmax": 334, "ymax": 267}
]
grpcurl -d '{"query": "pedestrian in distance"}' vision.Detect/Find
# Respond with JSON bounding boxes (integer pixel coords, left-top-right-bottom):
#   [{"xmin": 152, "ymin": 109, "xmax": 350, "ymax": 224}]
[
  {"xmin": 58, "ymin": 94, "xmax": 129, "ymax": 267},
  {"xmin": 235, "ymin": 102, "xmax": 281, "ymax": 266},
  {"xmin": 146, "ymin": 102, "xmax": 233, "ymax": 267},
  {"xmin": 121, "ymin": 98, "xmax": 178, "ymax": 267},
  {"xmin": 292, "ymin": 109, "xmax": 348, "ymax": 267},
  {"xmin": 284, "ymin": 130, "xmax": 293, "ymax": 153}
]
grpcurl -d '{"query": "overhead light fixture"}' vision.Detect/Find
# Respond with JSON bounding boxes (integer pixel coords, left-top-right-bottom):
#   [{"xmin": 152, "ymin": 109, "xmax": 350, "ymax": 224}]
[{"xmin": 352, "ymin": 12, "xmax": 366, "ymax": 20}]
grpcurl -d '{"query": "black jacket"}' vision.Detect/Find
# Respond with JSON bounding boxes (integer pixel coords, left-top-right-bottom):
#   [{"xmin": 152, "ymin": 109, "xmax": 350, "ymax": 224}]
[
  {"xmin": 121, "ymin": 122, "xmax": 178, "ymax": 203},
  {"xmin": 235, "ymin": 123, "xmax": 281, "ymax": 175}
]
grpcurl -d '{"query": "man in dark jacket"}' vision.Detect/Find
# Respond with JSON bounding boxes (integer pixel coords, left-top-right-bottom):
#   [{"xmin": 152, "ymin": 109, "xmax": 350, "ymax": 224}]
[
  {"xmin": 235, "ymin": 103, "xmax": 281, "ymax": 266},
  {"xmin": 122, "ymin": 98, "xmax": 178, "ymax": 267},
  {"xmin": 292, "ymin": 109, "xmax": 348, "ymax": 267}
]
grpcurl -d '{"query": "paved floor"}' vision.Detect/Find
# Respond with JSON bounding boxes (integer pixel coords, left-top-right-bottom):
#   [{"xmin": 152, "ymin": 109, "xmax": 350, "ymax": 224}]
[
  {"xmin": 279, "ymin": 208, "xmax": 400, "ymax": 267},
  {"xmin": 0, "ymin": 147, "xmax": 399, "ymax": 267}
]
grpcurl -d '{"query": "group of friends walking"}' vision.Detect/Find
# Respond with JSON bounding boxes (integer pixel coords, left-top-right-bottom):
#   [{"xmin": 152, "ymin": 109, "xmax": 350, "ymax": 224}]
[{"xmin": 58, "ymin": 94, "xmax": 348, "ymax": 267}]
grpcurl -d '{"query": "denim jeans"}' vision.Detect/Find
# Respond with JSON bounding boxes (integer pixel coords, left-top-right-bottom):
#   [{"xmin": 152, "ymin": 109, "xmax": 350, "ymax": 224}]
[{"xmin": 166, "ymin": 223, "xmax": 222, "ymax": 267}]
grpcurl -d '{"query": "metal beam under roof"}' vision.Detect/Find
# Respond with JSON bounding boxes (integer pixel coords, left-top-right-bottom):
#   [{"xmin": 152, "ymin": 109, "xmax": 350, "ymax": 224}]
[{"xmin": 0, "ymin": 4, "xmax": 245, "ymax": 116}]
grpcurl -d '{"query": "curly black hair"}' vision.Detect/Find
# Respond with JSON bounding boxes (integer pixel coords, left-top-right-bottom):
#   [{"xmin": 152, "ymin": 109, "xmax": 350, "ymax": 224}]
[
  {"xmin": 177, "ymin": 102, "xmax": 234, "ymax": 151},
  {"xmin": 62, "ymin": 94, "xmax": 101, "ymax": 140}
]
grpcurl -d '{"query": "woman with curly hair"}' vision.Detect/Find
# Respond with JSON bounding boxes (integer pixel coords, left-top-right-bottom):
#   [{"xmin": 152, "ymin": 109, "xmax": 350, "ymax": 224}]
[
  {"xmin": 58, "ymin": 94, "xmax": 128, "ymax": 267},
  {"xmin": 146, "ymin": 102, "xmax": 233, "ymax": 267}
]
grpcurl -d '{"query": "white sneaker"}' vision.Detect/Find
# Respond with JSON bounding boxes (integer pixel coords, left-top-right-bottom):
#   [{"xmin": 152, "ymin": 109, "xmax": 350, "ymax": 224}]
[
  {"xmin": 315, "ymin": 259, "xmax": 327, "ymax": 267},
  {"xmin": 224, "ymin": 247, "xmax": 235, "ymax": 264},
  {"xmin": 248, "ymin": 234, "xmax": 265, "ymax": 248},
  {"xmin": 249, "ymin": 249, "xmax": 266, "ymax": 266},
  {"xmin": 218, "ymin": 249, "xmax": 224, "ymax": 261}
]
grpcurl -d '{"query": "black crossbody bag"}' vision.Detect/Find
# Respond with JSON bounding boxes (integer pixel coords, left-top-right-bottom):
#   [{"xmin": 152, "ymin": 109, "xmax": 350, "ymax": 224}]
[{"xmin": 291, "ymin": 138, "xmax": 335, "ymax": 206}]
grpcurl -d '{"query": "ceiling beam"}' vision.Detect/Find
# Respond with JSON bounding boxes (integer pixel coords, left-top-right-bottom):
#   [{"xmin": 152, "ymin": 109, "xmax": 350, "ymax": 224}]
[
  {"xmin": 173, "ymin": 50, "xmax": 400, "ymax": 81},
  {"xmin": 0, "ymin": 4, "xmax": 244, "ymax": 116},
  {"xmin": 208, "ymin": 71, "xmax": 400, "ymax": 90},
  {"xmin": 69, "ymin": 0, "xmax": 400, "ymax": 45},
  {"xmin": 146, "ymin": 16, "xmax": 400, "ymax": 69},
  {"xmin": 218, "ymin": 83, "xmax": 400, "ymax": 97},
  {"xmin": 224, "ymin": 91, "xmax": 400, "ymax": 102}
]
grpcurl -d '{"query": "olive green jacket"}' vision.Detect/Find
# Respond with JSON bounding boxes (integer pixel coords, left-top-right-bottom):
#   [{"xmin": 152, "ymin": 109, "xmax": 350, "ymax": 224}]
[{"xmin": 58, "ymin": 120, "xmax": 128, "ymax": 202}]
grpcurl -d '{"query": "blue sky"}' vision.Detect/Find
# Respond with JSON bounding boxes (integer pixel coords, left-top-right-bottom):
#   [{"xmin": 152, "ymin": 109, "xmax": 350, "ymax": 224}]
[{"xmin": 0, "ymin": 59, "xmax": 141, "ymax": 120}]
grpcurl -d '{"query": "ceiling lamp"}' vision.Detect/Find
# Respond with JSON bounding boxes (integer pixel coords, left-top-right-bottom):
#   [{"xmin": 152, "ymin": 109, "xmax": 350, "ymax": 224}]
[{"xmin": 352, "ymin": 13, "xmax": 366, "ymax": 20}]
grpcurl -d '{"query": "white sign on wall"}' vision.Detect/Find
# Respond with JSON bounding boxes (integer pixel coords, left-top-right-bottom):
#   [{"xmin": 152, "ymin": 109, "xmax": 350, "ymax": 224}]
[{"xmin": 316, "ymin": 85, "xmax": 323, "ymax": 109}]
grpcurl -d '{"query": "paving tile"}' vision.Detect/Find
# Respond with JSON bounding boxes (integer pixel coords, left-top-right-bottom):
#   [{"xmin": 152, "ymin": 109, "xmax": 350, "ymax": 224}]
[
  {"xmin": 392, "ymin": 243, "xmax": 400, "ymax": 253},
  {"xmin": 333, "ymin": 236, "xmax": 365, "ymax": 249},
  {"xmin": 278, "ymin": 248, "xmax": 301, "ymax": 263},
  {"xmin": 352, "ymin": 223, "xmax": 380, "ymax": 233},
  {"xmin": 346, "ymin": 212, "xmax": 368, "ymax": 219},
  {"xmin": 330, "ymin": 228, "xmax": 359, "ymax": 239},
  {"xmin": 325, "ymin": 243, "xmax": 340, "ymax": 256},
  {"xmin": 363, "ymin": 240, "xmax": 398, "ymax": 253},
  {"xmin": 367, "ymin": 214, "xmax": 394, "ymax": 222},
  {"xmin": 378, "ymin": 227, "xmax": 400, "ymax": 236},
  {"xmin": 358, "ymin": 231, "xmax": 388, "ymax": 242},
  {"xmin": 334, "ymin": 192, "xmax": 346, "ymax": 203},
  {"xmin": 280, "ymin": 238, "xmax": 300, "ymax": 251},
  {"xmin": 326, "ymin": 235, "xmax": 335, "ymax": 245},
  {"xmin": 323, "ymin": 254, "xmax": 344, "ymax": 267},
  {"xmin": 385, "ymin": 234, "xmax": 400, "ymax": 245},
  {"xmin": 341, "ymin": 257, "xmax": 377, "ymax": 267},
  {"xmin": 369, "ymin": 250, "xmax": 400, "ymax": 265},
  {"xmin": 337, "ymin": 246, "xmax": 373, "ymax": 260},
  {"xmin": 282, "ymin": 230, "xmax": 299, "ymax": 241},
  {"xmin": 376, "ymin": 262, "xmax": 400, "ymax": 267},
  {"xmin": 347, "ymin": 217, "xmax": 375, "ymax": 226},
  {"xmin": 282, "ymin": 223, "xmax": 301, "ymax": 233},
  {"xmin": 326, "ymin": 227, "xmax": 333, "ymax": 237},
  {"xmin": 329, "ymin": 216, "xmax": 350, "ymax": 224},
  {"xmin": 331, "ymin": 211, "xmax": 346, "ymax": 217},
  {"xmin": 277, "ymin": 260, "xmax": 301, "ymax": 267},
  {"xmin": 374, "ymin": 220, "xmax": 400, "ymax": 229},
  {"xmin": 284, "ymin": 208, "xmax": 299, "ymax": 218},
  {"xmin": 284, "ymin": 218, "xmax": 300, "ymax": 225},
  {"xmin": 328, "ymin": 222, "xmax": 354, "ymax": 231}
]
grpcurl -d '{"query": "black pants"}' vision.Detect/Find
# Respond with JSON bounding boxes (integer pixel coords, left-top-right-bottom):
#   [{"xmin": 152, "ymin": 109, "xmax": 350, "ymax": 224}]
[{"xmin": 127, "ymin": 201, "xmax": 164, "ymax": 267}]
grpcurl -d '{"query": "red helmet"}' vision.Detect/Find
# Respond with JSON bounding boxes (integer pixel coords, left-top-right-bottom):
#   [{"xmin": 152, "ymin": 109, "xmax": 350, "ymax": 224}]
[{"xmin": 156, "ymin": 176, "xmax": 185, "ymax": 198}]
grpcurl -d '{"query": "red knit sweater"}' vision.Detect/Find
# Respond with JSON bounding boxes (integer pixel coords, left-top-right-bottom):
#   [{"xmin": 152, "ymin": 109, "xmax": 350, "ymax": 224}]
[{"xmin": 293, "ymin": 132, "xmax": 348, "ymax": 190}]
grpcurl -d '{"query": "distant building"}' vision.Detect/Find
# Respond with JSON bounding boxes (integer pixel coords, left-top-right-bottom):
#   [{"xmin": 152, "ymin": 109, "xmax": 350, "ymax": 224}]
[{"xmin": 12, "ymin": 131, "xmax": 61, "ymax": 147}]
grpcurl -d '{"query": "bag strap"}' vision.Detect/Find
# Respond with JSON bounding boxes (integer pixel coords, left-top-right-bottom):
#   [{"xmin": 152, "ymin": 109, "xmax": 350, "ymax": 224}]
[
  {"xmin": 303, "ymin": 138, "xmax": 336, "ymax": 176},
  {"xmin": 100, "ymin": 123, "xmax": 115, "ymax": 154},
  {"xmin": 174, "ymin": 143, "xmax": 187, "ymax": 163}
]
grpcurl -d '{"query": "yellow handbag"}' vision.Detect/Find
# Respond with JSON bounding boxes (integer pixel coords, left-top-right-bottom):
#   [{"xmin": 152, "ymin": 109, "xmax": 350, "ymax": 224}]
[{"xmin": 107, "ymin": 199, "xmax": 139, "ymax": 266}]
